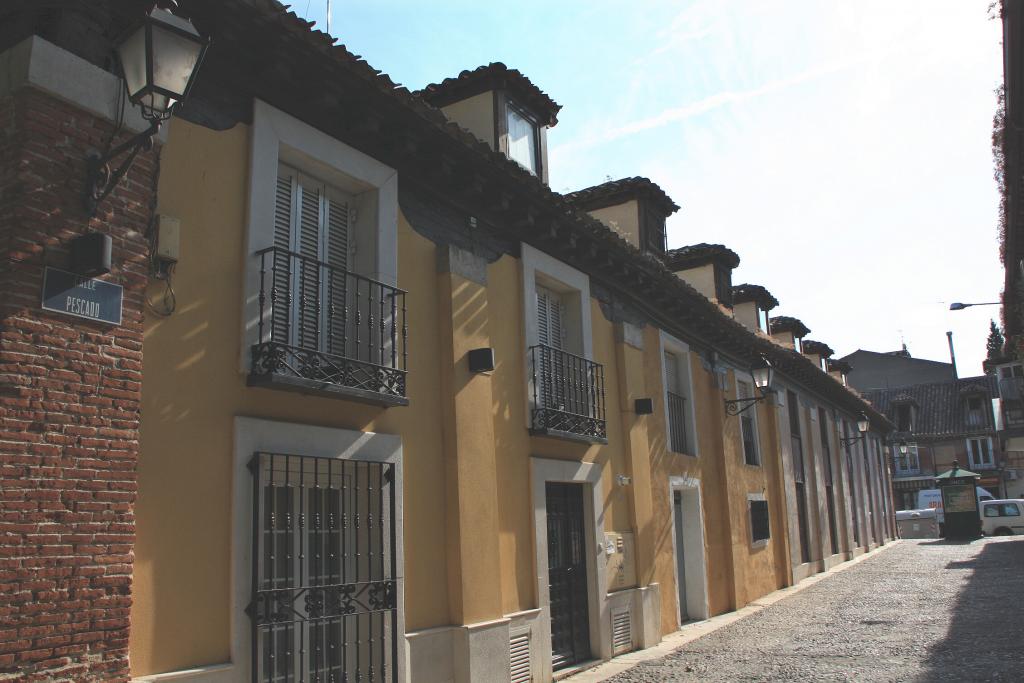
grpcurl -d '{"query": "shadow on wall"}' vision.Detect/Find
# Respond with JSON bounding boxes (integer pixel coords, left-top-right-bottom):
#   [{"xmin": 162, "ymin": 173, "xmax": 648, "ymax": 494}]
[{"xmin": 918, "ymin": 538, "xmax": 1024, "ymax": 682}]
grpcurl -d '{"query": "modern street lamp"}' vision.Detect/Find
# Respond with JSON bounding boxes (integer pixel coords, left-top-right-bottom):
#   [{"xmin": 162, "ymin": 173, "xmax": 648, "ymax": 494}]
[
  {"xmin": 949, "ymin": 302, "xmax": 1000, "ymax": 311},
  {"xmin": 85, "ymin": 0, "xmax": 209, "ymax": 214},
  {"xmin": 724, "ymin": 355, "xmax": 774, "ymax": 416}
]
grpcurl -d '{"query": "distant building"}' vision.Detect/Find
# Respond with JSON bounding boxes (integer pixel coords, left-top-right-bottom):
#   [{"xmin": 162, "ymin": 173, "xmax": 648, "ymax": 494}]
[
  {"xmin": 839, "ymin": 348, "xmax": 955, "ymax": 391},
  {"xmin": 862, "ymin": 376, "xmax": 1004, "ymax": 509}
]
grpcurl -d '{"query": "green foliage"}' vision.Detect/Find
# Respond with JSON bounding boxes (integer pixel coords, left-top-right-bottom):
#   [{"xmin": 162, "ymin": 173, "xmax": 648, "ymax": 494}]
[{"xmin": 988, "ymin": 319, "xmax": 1006, "ymax": 360}]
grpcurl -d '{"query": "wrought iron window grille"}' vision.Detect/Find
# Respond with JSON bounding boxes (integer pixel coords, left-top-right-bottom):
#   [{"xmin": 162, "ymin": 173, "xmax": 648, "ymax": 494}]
[
  {"xmin": 529, "ymin": 344, "xmax": 607, "ymax": 441},
  {"xmin": 666, "ymin": 391, "xmax": 689, "ymax": 454},
  {"xmin": 247, "ymin": 452, "xmax": 398, "ymax": 683},
  {"xmin": 250, "ymin": 247, "xmax": 408, "ymax": 405}
]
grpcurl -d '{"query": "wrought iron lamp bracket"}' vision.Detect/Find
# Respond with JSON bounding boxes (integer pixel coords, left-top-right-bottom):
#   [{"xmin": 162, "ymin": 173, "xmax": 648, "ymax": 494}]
[
  {"xmin": 840, "ymin": 435, "xmax": 866, "ymax": 446},
  {"xmin": 724, "ymin": 394, "xmax": 767, "ymax": 417},
  {"xmin": 85, "ymin": 119, "xmax": 162, "ymax": 215}
]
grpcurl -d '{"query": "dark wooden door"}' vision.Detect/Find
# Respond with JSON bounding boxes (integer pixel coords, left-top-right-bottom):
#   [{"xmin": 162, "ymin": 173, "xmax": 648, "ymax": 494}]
[{"xmin": 546, "ymin": 482, "xmax": 591, "ymax": 670}]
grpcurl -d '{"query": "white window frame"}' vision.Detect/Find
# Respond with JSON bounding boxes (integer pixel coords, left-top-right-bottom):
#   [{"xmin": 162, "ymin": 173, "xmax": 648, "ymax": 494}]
[
  {"xmin": 967, "ymin": 437, "xmax": 995, "ymax": 469},
  {"xmin": 894, "ymin": 442, "xmax": 920, "ymax": 475},
  {"xmin": 659, "ymin": 332, "xmax": 699, "ymax": 457},
  {"xmin": 737, "ymin": 378, "xmax": 760, "ymax": 467},
  {"xmin": 242, "ymin": 100, "xmax": 398, "ymax": 371},
  {"xmin": 521, "ymin": 243, "xmax": 591, "ymax": 357}
]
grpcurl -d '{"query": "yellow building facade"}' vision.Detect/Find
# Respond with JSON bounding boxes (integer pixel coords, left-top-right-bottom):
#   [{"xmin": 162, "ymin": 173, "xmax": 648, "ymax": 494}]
[{"xmin": 0, "ymin": 4, "xmax": 898, "ymax": 683}]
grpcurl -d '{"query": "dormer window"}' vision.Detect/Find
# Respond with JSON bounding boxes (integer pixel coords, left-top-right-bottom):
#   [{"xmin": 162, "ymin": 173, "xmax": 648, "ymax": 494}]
[
  {"xmin": 505, "ymin": 102, "xmax": 539, "ymax": 175},
  {"xmin": 965, "ymin": 395, "xmax": 985, "ymax": 428},
  {"xmin": 757, "ymin": 307, "xmax": 769, "ymax": 333},
  {"xmin": 713, "ymin": 266, "xmax": 733, "ymax": 307},
  {"xmin": 896, "ymin": 404, "xmax": 913, "ymax": 431}
]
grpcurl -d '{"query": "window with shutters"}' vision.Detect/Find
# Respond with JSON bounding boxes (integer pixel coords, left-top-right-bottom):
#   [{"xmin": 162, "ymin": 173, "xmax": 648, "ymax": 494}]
[
  {"xmin": 245, "ymin": 101, "xmax": 405, "ymax": 406},
  {"xmin": 522, "ymin": 245, "xmax": 605, "ymax": 442}
]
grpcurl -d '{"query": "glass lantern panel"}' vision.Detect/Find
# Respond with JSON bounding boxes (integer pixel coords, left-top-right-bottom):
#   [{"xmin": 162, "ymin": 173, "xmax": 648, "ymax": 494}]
[
  {"xmin": 117, "ymin": 25, "xmax": 149, "ymax": 100},
  {"xmin": 150, "ymin": 11, "xmax": 203, "ymax": 99}
]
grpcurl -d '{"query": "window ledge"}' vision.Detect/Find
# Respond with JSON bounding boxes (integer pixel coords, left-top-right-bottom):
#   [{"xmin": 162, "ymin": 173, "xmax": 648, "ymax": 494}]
[
  {"xmin": 247, "ymin": 372, "xmax": 409, "ymax": 408},
  {"xmin": 670, "ymin": 450, "xmax": 698, "ymax": 458},
  {"xmin": 529, "ymin": 427, "xmax": 608, "ymax": 446}
]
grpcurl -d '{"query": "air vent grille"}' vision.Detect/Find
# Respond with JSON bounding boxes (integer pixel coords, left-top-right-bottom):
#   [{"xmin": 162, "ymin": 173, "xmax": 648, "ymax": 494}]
[
  {"xmin": 510, "ymin": 632, "xmax": 531, "ymax": 682},
  {"xmin": 611, "ymin": 607, "xmax": 633, "ymax": 655}
]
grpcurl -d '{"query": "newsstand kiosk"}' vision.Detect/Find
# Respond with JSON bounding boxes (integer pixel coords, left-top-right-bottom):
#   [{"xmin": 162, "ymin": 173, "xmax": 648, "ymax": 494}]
[{"xmin": 936, "ymin": 461, "xmax": 981, "ymax": 539}]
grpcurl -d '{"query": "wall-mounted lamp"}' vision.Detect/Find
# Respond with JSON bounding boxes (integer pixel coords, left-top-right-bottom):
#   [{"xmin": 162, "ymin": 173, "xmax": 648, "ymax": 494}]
[
  {"xmin": 724, "ymin": 355, "xmax": 774, "ymax": 416},
  {"xmin": 467, "ymin": 348, "xmax": 495, "ymax": 373},
  {"xmin": 86, "ymin": 1, "xmax": 209, "ymax": 214},
  {"xmin": 616, "ymin": 474, "xmax": 632, "ymax": 487},
  {"xmin": 840, "ymin": 414, "xmax": 871, "ymax": 445},
  {"xmin": 634, "ymin": 398, "xmax": 654, "ymax": 415}
]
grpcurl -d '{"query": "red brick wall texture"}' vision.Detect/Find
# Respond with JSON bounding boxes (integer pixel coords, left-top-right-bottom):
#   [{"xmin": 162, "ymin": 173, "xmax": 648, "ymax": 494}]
[{"xmin": 0, "ymin": 88, "xmax": 158, "ymax": 681}]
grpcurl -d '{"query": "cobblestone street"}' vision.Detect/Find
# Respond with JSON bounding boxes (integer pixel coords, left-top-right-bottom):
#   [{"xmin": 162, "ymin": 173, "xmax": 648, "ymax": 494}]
[{"xmin": 601, "ymin": 539, "xmax": 1024, "ymax": 682}]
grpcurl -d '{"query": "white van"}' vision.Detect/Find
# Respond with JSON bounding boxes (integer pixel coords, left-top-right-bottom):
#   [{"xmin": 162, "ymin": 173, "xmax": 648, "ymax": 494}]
[
  {"xmin": 916, "ymin": 487, "xmax": 994, "ymax": 524},
  {"xmin": 980, "ymin": 499, "xmax": 1024, "ymax": 536}
]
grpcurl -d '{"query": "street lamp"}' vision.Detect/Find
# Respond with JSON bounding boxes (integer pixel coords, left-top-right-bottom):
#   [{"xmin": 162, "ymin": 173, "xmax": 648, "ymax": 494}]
[
  {"xmin": 724, "ymin": 355, "xmax": 774, "ymax": 416},
  {"xmin": 85, "ymin": 1, "xmax": 209, "ymax": 214},
  {"xmin": 949, "ymin": 302, "xmax": 1000, "ymax": 311},
  {"xmin": 840, "ymin": 413, "xmax": 870, "ymax": 445}
]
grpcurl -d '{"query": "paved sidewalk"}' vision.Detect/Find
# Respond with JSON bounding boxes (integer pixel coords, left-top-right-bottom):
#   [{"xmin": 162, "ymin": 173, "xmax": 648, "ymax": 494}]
[{"xmin": 570, "ymin": 538, "xmax": 1024, "ymax": 682}]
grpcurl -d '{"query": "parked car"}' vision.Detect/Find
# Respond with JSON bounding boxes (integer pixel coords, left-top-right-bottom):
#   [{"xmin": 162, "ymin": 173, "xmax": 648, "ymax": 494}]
[
  {"xmin": 980, "ymin": 499, "xmax": 1024, "ymax": 536},
  {"xmin": 917, "ymin": 487, "xmax": 994, "ymax": 524}
]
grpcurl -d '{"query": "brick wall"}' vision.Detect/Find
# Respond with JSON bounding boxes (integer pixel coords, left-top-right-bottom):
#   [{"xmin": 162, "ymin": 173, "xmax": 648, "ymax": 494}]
[{"xmin": 0, "ymin": 87, "xmax": 158, "ymax": 681}]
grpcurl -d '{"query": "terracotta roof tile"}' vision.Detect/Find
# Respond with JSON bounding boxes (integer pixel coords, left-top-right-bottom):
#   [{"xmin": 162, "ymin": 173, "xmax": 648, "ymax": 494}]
[
  {"xmin": 664, "ymin": 243, "xmax": 740, "ymax": 271},
  {"xmin": 862, "ymin": 375, "xmax": 998, "ymax": 439},
  {"xmin": 416, "ymin": 62, "xmax": 561, "ymax": 126},
  {"xmin": 564, "ymin": 177, "xmax": 680, "ymax": 216},
  {"xmin": 732, "ymin": 283, "xmax": 778, "ymax": 310},
  {"xmin": 802, "ymin": 340, "xmax": 834, "ymax": 358},
  {"xmin": 769, "ymin": 316, "xmax": 810, "ymax": 338}
]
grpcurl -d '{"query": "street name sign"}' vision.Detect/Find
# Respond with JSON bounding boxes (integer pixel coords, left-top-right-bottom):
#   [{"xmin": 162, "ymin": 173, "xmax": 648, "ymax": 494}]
[{"xmin": 41, "ymin": 267, "xmax": 123, "ymax": 325}]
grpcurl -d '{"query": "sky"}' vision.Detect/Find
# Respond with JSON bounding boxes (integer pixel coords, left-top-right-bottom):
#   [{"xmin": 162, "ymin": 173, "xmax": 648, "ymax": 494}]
[{"xmin": 294, "ymin": 0, "xmax": 1005, "ymax": 378}]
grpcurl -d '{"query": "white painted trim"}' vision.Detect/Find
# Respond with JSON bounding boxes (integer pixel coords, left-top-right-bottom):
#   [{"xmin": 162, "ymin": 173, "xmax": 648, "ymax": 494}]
[
  {"xmin": 530, "ymin": 457, "xmax": 607, "ymax": 681},
  {"xmin": 658, "ymin": 331, "xmax": 700, "ymax": 458},
  {"xmin": 667, "ymin": 476, "xmax": 710, "ymax": 627},
  {"xmin": 132, "ymin": 664, "xmax": 234, "ymax": 683},
  {"xmin": 0, "ymin": 36, "xmax": 167, "ymax": 138},
  {"xmin": 521, "ymin": 243, "xmax": 593, "ymax": 358},
  {"xmin": 241, "ymin": 100, "xmax": 399, "ymax": 371}
]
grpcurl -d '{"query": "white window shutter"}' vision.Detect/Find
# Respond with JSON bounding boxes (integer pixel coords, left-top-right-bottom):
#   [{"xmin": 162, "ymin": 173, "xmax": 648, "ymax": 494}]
[
  {"xmin": 272, "ymin": 167, "xmax": 296, "ymax": 344},
  {"xmin": 536, "ymin": 285, "xmax": 564, "ymax": 350}
]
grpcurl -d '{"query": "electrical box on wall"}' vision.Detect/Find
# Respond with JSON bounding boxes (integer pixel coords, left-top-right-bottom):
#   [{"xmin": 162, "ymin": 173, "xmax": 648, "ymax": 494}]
[
  {"xmin": 605, "ymin": 531, "xmax": 637, "ymax": 592},
  {"xmin": 156, "ymin": 215, "xmax": 181, "ymax": 264}
]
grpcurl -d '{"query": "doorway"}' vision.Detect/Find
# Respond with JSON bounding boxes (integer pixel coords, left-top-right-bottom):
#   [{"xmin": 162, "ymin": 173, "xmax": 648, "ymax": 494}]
[
  {"xmin": 545, "ymin": 482, "xmax": 591, "ymax": 671},
  {"xmin": 669, "ymin": 478, "xmax": 709, "ymax": 626},
  {"xmin": 672, "ymin": 491, "xmax": 687, "ymax": 622}
]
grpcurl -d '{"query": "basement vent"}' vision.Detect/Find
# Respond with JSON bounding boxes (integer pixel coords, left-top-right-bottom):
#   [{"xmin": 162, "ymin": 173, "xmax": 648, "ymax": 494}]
[
  {"xmin": 611, "ymin": 607, "xmax": 633, "ymax": 656},
  {"xmin": 510, "ymin": 632, "xmax": 532, "ymax": 683}
]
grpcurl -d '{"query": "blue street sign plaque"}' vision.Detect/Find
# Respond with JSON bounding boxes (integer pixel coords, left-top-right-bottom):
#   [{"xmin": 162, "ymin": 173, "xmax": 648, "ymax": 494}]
[{"xmin": 41, "ymin": 267, "xmax": 123, "ymax": 325}]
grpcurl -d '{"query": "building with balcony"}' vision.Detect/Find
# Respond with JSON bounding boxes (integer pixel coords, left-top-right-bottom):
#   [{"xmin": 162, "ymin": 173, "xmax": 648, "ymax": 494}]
[{"xmin": 0, "ymin": 2, "xmax": 896, "ymax": 682}]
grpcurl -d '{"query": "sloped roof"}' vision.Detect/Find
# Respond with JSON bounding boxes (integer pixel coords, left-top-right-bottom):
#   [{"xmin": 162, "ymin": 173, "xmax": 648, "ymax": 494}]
[
  {"xmin": 802, "ymin": 340, "xmax": 834, "ymax": 358},
  {"xmin": 861, "ymin": 375, "xmax": 998, "ymax": 439},
  {"xmin": 770, "ymin": 316, "xmax": 811, "ymax": 338},
  {"xmin": 826, "ymin": 358, "xmax": 852, "ymax": 374},
  {"xmin": 665, "ymin": 244, "xmax": 740, "ymax": 271},
  {"xmin": 34, "ymin": 0, "xmax": 888, "ymax": 430},
  {"xmin": 416, "ymin": 62, "xmax": 561, "ymax": 126},
  {"xmin": 564, "ymin": 177, "xmax": 680, "ymax": 217},
  {"xmin": 732, "ymin": 283, "xmax": 778, "ymax": 310}
]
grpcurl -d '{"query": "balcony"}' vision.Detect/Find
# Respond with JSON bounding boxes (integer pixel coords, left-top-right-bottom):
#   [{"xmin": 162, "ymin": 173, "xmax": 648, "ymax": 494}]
[
  {"xmin": 249, "ymin": 247, "xmax": 408, "ymax": 406},
  {"xmin": 528, "ymin": 344, "xmax": 607, "ymax": 443}
]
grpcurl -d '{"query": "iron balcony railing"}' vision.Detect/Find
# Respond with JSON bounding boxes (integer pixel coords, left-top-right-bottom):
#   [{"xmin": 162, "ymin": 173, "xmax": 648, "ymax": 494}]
[
  {"xmin": 666, "ymin": 391, "xmax": 688, "ymax": 453},
  {"xmin": 529, "ymin": 344, "xmax": 606, "ymax": 440},
  {"xmin": 251, "ymin": 246, "xmax": 407, "ymax": 402}
]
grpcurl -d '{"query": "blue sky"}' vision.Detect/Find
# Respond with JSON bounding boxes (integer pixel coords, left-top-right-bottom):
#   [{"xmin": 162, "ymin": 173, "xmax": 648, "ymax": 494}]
[{"xmin": 296, "ymin": 0, "xmax": 1004, "ymax": 377}]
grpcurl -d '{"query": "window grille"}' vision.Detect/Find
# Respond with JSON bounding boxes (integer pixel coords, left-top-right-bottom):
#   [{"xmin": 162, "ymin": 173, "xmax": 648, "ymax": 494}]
[{"xmin": 247, "ymin": 452, "xmax": 398, "ymax": 683}]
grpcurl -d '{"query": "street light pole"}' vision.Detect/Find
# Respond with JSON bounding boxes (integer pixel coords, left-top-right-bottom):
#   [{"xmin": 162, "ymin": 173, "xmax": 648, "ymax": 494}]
[{"xmin": 949, "ymin": 302, "xmax": 1000, "ymax": 310}]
